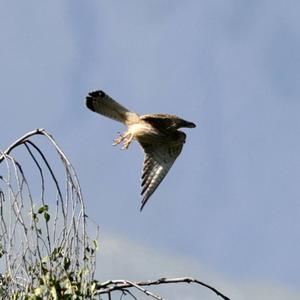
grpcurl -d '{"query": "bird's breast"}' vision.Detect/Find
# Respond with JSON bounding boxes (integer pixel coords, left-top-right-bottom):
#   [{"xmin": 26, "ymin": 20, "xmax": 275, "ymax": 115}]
[{"xmin": 128, "ymin": 122, "xmax": 159, "ymax": 137}]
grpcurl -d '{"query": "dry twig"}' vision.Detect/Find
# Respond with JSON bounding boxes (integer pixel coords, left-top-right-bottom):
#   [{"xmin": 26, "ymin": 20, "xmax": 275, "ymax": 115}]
[{"xmin": 97, "ymin": 277, "xmax": 230, "ymax": 300}]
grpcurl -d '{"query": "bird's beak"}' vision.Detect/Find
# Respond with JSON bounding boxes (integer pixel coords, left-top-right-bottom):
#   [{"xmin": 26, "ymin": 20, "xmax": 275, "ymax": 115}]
[{"xmin": 182, "ymin": 120, "xmax": 196, "ymax": 128}]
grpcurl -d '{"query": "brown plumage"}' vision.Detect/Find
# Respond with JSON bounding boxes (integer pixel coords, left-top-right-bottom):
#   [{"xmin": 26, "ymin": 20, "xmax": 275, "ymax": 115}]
[{"xmin": 86, "ymin": 90, "xmax": 196, "ymax": 210}]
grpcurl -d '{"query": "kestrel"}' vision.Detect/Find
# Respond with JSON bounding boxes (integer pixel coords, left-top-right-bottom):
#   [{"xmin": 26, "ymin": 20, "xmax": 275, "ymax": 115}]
[{"xmin": 86, "ymin": 90, "xmax": 196, "ymax": 210}]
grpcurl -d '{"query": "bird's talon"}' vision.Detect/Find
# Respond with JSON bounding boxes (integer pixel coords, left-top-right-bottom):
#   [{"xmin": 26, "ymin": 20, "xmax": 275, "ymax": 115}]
[
  {"xmin": 113, "ymin": 134, "xmax": 125, "ymax": 146},
  {"xmin": 121, "ymin": 139, "xmax": 131, "ymax": 150}
]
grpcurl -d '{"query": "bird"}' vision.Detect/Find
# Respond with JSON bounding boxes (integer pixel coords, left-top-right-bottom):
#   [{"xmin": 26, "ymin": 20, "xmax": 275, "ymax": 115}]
[{"xmin": 86, "ymin": 90, "xmax": 196, "ymax": 210}]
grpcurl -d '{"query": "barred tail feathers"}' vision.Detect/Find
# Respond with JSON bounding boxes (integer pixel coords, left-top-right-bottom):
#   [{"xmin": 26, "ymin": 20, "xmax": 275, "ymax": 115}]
[{"xmin": 86, "ymin": 90, "xmax": 139, "ymax": 124}]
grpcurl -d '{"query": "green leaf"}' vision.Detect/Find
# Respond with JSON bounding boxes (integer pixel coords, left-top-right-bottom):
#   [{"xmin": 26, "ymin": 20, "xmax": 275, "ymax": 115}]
[
  {"xmin": 50, "ymin": 286, "xmax": 58, "ymax": 300},
  {"xmin": 32, "ymin": 213, "xmax": 39, "ymax": 223},
  {"xmin": 64, "ymin": 257, "xmax": 70, "ymax": 270},
  {"xmin": 0, "ymin": 244, "xmax": 6, "ymax": 258},
  {"xmin": 44, "ymin": 212, "xmax": 50, "ymax": 222},
  {"xmin": 51, "ymin": 246, "xmax": 63, "ymax": 259},
  {"xmin": 38, "ymin": 205, "xmax": 48, "ymax": 214},
  {"xmin": 90, "ymin": 281, "xmax": 96, "ymax": 293},
  {"xmin": 34, "ymin": 287, "xmax": 42, "ymax": 296},
  {"xmin": 93, "ymin": 239, "xmax": 99, "ymax": 251}
]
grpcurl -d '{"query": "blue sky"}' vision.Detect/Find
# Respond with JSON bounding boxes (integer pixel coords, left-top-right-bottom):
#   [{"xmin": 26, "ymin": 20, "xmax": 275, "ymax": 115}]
[{"xmin": 1, "ymin": 1, "xmax": 300, "ymax": 299}]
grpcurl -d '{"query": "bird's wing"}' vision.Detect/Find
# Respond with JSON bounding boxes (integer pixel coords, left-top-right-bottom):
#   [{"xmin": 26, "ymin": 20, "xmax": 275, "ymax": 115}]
[
  {"xmin": 139, "ymin": 139, "xmax": 184, "ymax": 210},
  {"xmin": 86, "ymin": 90, "xmax": 140, "ymax": 125},
  {"xmin": 140, "ymin": 114, "xmax": 179, "ymax": 131},
  {"xmin": 140, "ymin": 114, "xmax": 196, "ymax": 130}
]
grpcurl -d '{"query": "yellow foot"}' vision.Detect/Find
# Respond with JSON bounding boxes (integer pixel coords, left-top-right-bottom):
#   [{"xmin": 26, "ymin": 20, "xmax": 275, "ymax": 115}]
[
  {"xmin": 121, "ymin": 136, "xmax": 133, "ymax": 150},
  {"xmin": 112, "ymin": 133, "xmax": 125, "ymax": 146},
  {"xmin": 113, "ymin": 132, "xmax": 133, "ymax": 149}
]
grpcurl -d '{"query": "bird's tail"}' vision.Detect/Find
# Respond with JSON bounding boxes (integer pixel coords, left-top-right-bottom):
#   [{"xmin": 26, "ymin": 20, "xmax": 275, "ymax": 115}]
[{"xmin": 86, "ymin": 90, "xmax": 139, "ymax": 125}]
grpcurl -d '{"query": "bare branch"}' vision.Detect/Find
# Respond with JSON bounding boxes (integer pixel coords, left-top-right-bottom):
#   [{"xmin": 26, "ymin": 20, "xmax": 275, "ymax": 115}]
[
  {"xmin": 125, "ymin": 280, "xmax": 163, "ymax": 300},
  {"xmin": 0, "ymin": 128, "xmax": 45, "ymax": 163},
  {"xmin": 97, "ymin": 277, "xmax": 230, "ymax": 300},
  {"xmin": 120, "ymin": 289, "xmax": 138, "ymax": 300}
]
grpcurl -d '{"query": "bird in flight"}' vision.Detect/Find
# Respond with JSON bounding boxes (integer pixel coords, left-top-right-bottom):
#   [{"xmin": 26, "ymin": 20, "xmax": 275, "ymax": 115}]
[{"xmin": 86, "ymin": 90, "xmax": 196, "ymax": 210}]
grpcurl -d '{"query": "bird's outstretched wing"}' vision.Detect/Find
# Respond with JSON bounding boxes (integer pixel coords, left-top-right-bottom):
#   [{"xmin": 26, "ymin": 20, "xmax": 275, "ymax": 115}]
[
  {"xmin": 86, "ymin": 90, "xmax": 139, "ymax": 125},
  {"xmin": 140, "ymin": 139, "xmax": 184, "ymax": 211}
]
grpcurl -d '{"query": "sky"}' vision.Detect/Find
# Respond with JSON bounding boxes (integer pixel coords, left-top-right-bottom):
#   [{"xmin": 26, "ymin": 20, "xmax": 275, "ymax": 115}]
[{"xmin": 1, "ymin": 1, "xmax": 300, "ymax": 299}]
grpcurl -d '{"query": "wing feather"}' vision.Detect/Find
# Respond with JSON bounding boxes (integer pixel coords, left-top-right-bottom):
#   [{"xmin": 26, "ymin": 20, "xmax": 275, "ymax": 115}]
[
  {"xmin": 139, "ymin": 140, "xmax": 184, "ymax": 211},
  {"xmin": 140, "ymin": 114, "xmax": 179, "ymax": 131}
]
